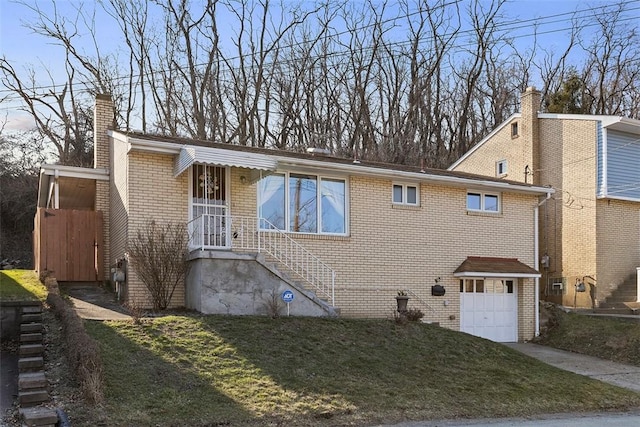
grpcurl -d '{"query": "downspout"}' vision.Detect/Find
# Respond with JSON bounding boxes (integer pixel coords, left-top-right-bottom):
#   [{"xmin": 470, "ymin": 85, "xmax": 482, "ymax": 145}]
[{"xmin": 534, "ymin": 191, "xmax": 553, "ymax": 337}]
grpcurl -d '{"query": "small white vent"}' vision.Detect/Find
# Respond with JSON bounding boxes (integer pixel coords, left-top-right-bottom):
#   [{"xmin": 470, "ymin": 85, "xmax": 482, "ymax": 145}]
[{"xmin": 306, "ymin": 147, "xmax": 331, "ymax": 156}]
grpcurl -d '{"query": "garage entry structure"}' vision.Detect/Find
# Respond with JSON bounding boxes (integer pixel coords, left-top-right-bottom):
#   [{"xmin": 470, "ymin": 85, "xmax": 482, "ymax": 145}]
[{"xmin": 455, "ymin": 257, "xmax": 541, "ymax": 342}]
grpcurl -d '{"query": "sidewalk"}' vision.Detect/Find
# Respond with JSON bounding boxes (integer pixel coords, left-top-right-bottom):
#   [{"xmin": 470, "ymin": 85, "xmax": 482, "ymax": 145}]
[
  {"xmin": 59, "ymin": 282, "xmax": 131, "ymax": 321},
  {"xmin": 504, "ymin": 342, "xmax": 640, "ymax": 393}
]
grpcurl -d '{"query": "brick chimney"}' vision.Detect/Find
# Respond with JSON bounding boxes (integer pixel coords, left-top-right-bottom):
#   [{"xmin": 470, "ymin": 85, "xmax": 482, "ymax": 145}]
[
  {"xmin": 94, "ymin": 93, "xmax": 114, "ymax": 170},
  {"xmin": 520, "ymin": 87, "xmax": 541, "ymax": 185},
  {"xmin": 93, "ymin": 94, "xmax": 114, "ymax": 281}
]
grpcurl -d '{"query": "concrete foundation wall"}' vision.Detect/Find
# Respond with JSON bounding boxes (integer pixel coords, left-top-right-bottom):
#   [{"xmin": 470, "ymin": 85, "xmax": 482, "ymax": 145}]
[{"xmin": 186, "ymin": 251, "xmax": 335, "ymax": 317}]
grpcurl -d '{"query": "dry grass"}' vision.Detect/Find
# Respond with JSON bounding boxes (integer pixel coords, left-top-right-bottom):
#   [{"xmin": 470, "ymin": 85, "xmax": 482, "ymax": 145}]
[
  {"xmin": 49, "ymin": 315, "xmax": 640, "ymax": 427},
  {"xmin": 0, "ymin": 269, "xmax": 47, "ymax": 301},
  {"xmin": 45, "ymin": 282, "xmax": 104, "ymax": 404},
  {"xmin": 537, "ymin": 306, "xmax": 640, "ymax": 366}
]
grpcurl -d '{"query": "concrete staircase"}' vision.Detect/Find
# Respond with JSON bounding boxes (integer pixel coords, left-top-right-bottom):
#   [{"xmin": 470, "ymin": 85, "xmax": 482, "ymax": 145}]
[
  {"xmin": 17, "ymin": 304, "xmax": 58, "ymax": 427},
  {"xmin": 597, "ymin": 273, "xmax": 640, "ymax": 315}
]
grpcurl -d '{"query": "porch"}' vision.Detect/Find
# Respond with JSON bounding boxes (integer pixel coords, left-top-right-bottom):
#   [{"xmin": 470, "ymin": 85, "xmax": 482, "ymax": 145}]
[{"xmin": 186, "ymin": 213, "xmax": 337, "ymax": 316}]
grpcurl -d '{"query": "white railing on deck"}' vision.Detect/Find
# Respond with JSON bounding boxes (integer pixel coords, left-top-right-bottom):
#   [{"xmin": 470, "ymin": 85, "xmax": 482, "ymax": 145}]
[{"xmin": 187, "ymin": 214, "xmax": 336, "ymax": 305}]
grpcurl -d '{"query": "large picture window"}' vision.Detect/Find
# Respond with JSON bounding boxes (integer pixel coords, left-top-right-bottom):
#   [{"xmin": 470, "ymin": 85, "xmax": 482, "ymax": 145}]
[{"xmin": 259, "ymin": 172, "xmax": 346, "ymax": 234}]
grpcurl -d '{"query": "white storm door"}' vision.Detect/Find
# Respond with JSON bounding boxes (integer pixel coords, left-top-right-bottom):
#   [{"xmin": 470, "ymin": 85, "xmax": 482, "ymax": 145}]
[{"xmin": 191, "ymin": 164, "xmax": 229, "ymax": 248}]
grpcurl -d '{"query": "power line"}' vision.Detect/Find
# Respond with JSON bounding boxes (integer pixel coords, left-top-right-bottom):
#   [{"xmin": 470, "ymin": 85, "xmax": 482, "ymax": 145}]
[{"xmin": 1, "ymin": 0, "xmax": 638, "ymax": 103}]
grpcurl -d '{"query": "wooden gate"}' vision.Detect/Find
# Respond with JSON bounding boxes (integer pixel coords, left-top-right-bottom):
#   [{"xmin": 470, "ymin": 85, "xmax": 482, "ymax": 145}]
[{"xmin": 34, "ymin": 208, "xmax": 104, "ymax": 282}]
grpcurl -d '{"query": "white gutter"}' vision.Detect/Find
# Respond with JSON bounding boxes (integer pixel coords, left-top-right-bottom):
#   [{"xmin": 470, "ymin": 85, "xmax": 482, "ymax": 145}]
[
  {"xmin": 534, "ymin": 191, "xmax": 552, "ymax": 337},
  {"xmin": 277, "ymin": 156, "xmax": 553, "ymax": 195},
  {"xmin": 112, "ymin": 130, "xmax": 553, "ymax": 196},
  {"xmin": 453, "ymin": 272, "xmax": 540, "ymax": 278},
  {"xmin": 40, "ymin": 164, "xmax": 109, "ymax": 180},
  {"xmin": 127, "ymin": 136, "xmax": 182, "ymax": 154}
]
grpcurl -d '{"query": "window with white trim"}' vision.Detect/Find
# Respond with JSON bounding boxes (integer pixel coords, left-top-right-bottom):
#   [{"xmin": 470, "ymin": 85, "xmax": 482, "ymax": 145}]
[
  {"xmin": 392, "ymin": 183, "xmax": 419, "ymax": 206},
  {"xmin": 496, "ymin": 160, "xmax": 507, "ymax": 177},
  {"xmin": 258, "ymin": 172, "xmax": 347, "ymax": 234},
  {"xmin": 467, "ymin": 191, "xmax": 500, "ymax": 213}
]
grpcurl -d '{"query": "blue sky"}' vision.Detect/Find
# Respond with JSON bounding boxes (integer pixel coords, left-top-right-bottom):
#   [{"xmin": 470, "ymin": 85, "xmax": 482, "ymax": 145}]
[{"xmin": 1, "ymin": 0, "xmax": 638, "ymax": 132}]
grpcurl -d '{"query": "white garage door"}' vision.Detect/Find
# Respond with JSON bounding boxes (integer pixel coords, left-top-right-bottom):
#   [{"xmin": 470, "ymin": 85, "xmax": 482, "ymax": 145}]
[{"xmin": 460, "ymin": 278, "xmax": 517, "ymax": 342}]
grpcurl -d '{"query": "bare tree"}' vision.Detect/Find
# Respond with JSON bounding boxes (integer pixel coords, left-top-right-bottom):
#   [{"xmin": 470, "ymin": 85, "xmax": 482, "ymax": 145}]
[{"xmin": 580, "ymin": 3, "xmax": 640, "ymax": 116}]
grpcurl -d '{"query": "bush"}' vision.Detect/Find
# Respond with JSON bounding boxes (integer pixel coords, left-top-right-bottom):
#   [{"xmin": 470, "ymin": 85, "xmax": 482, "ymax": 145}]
[
  {"xmin": 128, "ymin": 220, "xmax": 190, "ymax": 311},
  {"xmin": 45, "ymin": 279, "xmax": 104, "ymax": 403},
  {"xmin": 404, "ymin": 309, "xmax": 424, "ymax": 322}
]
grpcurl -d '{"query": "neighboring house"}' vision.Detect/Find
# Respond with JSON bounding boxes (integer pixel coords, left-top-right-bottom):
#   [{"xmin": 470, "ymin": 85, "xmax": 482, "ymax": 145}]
[
  {"xmin": 35, "ymin": 94, "xmax": 554, "ymax": 343},
  {"xmin": 450, "ymin": 87, "xmax": 640, "ymax": 311}
]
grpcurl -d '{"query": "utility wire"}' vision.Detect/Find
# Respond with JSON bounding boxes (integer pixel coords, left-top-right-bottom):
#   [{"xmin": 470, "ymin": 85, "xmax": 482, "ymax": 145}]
[{"xmin": 1, "ymin": 0, "xmax": 638, "ymax": 104}]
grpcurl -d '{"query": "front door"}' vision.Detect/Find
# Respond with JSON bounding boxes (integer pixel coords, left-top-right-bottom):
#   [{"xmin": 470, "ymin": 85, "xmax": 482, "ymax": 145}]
[{"xmin": 191, "ymin": 164, "xmax": 229, "ymax": 248}]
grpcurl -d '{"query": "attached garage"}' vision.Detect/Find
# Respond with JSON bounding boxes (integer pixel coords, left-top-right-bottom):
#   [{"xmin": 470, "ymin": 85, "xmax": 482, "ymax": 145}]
[{"xmin": 455, "ymin": 257, "xmax": 540, "ymax": 343}]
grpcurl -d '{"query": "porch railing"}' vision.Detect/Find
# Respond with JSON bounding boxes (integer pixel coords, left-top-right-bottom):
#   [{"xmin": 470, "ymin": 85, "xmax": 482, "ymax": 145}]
[{"xmin": 187, "ymin": 214, "xmax": 336, "ymax": 305}]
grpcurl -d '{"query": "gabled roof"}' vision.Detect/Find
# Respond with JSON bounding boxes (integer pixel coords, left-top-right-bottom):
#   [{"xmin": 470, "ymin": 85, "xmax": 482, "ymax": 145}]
[
  {"xmin": 448, "ymin": 113, "xmax": 640, "ymax": 171},
  {"xmin": 454, "ymin": 256, "xmax": 540, "ymax": 278},
  {"xmin": 111, "ymin": 130, "xmax": 553, "ymax": 197}
]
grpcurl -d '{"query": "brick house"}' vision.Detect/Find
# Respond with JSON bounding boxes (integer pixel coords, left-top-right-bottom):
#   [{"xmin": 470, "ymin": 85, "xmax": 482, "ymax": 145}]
[
  {"xmin": 449, "ymin": 87, "xmax": 640, "ymax": 311},
  {"xmin": 36, "ymin": 94, "xmax": 554, "ymax": 342}
]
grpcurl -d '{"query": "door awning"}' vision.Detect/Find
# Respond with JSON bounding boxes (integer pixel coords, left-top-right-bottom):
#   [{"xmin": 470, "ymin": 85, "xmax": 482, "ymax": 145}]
[
  {"xmin": 174, "ymin": 145, "xmax": 278, "ymax": 177},
  {"xmin": 454, "ymin": 256, "xmax": 540, "ymax": 278}
]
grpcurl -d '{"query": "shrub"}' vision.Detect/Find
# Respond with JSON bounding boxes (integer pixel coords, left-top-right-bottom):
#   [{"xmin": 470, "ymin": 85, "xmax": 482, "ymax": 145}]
[
  {"xmin": 45, "ymin": 280, "xmax": 104, "ymax": 404},
  {"xmin": 128, "ymin": 220, "xmax": 190, "ymax": 311},
  {"xmin": 405, "ymin": 309, "xmax": 424, "ymax": 322}
]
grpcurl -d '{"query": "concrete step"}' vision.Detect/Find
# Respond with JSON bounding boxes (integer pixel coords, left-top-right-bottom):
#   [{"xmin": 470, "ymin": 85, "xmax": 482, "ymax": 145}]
[
  {"xmin": 19, "ymin": 357, "xmax": 44, "ymax": 372},
  {"xmin": 18, "ymin": 407, "xmax": 58, "ymax": 426},
  {"xmin": 20, "ymin": 344, "xmax": 44, "ymax": 357},
  {"xmin": 605, "ymin": 294, "xmax": 637, "ymax": 301},
  {"xmin": 21, "ymin": 313, "xmax": 43, "ymax": 323},
  {"xmin": 18, "ymin": 389, "xmax": 49, "ymax": 407},
  {"xmin": 21, "ymin": 305, "xmax": 42, "ymax": 315},
  {"xmin": 592, "ymin": 308, "xmax": 638, "ymax": 315},
  {"xmin": 19, "ymin": 372, "xmax": 47, "ymax": 390},
  {"xmin": 20, "ymin": 323, "xmax": 43, "ymax": 333},
  {"xmin": 20, "ymin": 333, "xmax": 43, "ymax": 343}
]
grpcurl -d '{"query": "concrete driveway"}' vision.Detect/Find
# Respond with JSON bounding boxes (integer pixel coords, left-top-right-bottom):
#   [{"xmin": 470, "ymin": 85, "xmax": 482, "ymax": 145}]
[{"xmin": 505, "ymin": 342, "xmax": 640, "ymax": 393}]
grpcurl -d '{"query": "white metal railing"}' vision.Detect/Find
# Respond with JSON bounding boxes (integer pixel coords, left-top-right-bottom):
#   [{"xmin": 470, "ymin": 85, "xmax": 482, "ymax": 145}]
[
  {"xmin": 187, "ymin": 214, "xmax": 336, "ymax": 305},
  {"xmin": 406, "ymin": 289, "xmax": 437, "ymax": 315}
]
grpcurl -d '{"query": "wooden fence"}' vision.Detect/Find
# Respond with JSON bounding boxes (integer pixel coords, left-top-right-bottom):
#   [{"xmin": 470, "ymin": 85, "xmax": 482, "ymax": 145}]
[{"xmin": 33, "ymin": 208, "xmax": 104, "ymax": 282}]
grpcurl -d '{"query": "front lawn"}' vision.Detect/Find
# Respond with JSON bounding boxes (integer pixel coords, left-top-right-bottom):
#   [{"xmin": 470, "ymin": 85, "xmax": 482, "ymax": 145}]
[
  {"xmin": 0, "ymin": 269, "xmax": 47, "ymax": 302},
  {"xmin": 54, "ymin": 315, "xmax": 640, "ymax": 426}
]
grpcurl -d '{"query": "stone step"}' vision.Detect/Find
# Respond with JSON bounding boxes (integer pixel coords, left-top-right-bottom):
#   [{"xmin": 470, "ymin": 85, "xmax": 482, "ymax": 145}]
[
  {"xmin": 18, "ymin": 389, "xmax": 49, "ymax": 407},
  {"xmin": 20, "ymin": 333, "xmax": 43, "ymax": 343},
  {"xmin": 18, "ymin": 407, "xmax": 58, "ymax": 427},
  {"xmin": 19, "ymin": 357, "xmax": 44, "ymax": 372},
  {"xmin": 21, "ymin": 313, "xmax": 43, "ymax": 323},
  {"xmin": 21, "ymin": 305, "xmax": 42, "ymax": 315},
  {"xmin": 20, "ymin": 344, "xmax": 44, "ymax": 357},
  {"xmin": 21, "ymin": 323, "xmax": 43, "ymax": 333},
  {"xmin": 19, "ymin": 372, "xmax": 47, "ymax": 390}
]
